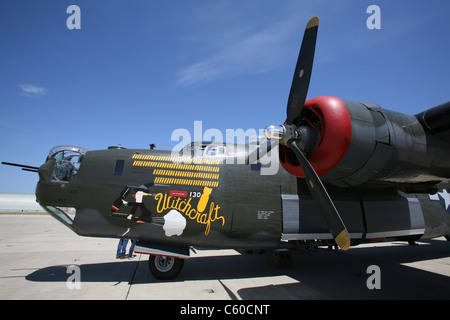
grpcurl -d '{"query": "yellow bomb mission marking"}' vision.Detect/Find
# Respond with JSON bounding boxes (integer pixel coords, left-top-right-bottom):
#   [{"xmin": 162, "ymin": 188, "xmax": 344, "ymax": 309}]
[{"xmin": 154, "ymin": 189, "xmax": 224, "ymax": 236}]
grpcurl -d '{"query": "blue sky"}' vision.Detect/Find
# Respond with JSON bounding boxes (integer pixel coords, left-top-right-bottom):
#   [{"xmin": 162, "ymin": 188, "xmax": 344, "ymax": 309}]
[{"xmin": 1, "ymin": 0, "xmax": 449, "ymax": 193}]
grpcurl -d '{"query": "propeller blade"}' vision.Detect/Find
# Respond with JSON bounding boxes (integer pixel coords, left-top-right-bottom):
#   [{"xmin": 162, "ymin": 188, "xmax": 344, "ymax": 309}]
[
  {"xmin": 286, "ymin": 139, "xmax": 350, "ymax": 250},
  {"xmin": 286, "ymin": 16, "xmax": 319, "ymax": 125},
  {"xmin": 245, "ymin": 138, "xmax": 278, "ymax": 165}
]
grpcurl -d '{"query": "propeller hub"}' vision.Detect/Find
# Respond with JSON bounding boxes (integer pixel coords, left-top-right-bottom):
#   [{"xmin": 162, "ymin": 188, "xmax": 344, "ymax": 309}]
[
  {"xmin": 264, "ymin": 125, "xmax": 284, "ymax": 140},
  {"xmin": 264, "ymin": 124, "xmax": 298, "ymax": 146}
]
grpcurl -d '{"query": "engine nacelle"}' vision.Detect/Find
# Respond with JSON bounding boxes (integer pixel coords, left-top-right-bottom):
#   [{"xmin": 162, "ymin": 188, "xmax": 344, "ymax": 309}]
[{"xmin": 280, "ymin": 96, "xmax": 450, "ymax": 190}]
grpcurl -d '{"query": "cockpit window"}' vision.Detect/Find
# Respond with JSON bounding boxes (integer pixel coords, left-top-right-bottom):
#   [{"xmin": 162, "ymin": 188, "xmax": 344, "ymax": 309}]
[
  {"xmin": 181, "ymin": 142, "xmax": 226, "ymax": 157},
  {"xmin": 48, "ymin": 145, "xmax": 87, "ymax": 182},
  {"xmin": 206, "ymin": 145, "xmax": 225, "ymax": 156}
]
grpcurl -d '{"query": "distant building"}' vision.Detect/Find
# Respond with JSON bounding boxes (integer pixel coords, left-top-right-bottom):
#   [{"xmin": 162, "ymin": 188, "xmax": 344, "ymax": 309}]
[{"xmin": 0, "ymin": 193, "xmax": 45, "ymax": 213}]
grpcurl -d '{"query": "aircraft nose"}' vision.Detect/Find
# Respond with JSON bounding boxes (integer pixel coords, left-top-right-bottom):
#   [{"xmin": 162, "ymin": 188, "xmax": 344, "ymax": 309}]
[
  {"xmin": 37, "ymin": 159, "xmax": 55, "ymax": 183},
  {"xmin": 35, "ymin": 159, "xmax": 56, "ymax": 206}
]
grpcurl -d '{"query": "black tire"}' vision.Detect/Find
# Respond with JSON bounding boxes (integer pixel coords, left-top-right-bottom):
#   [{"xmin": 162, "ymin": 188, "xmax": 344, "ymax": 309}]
[{"xmin": 148, "ymin": 255, "xmax": 184, "ymax": 280}]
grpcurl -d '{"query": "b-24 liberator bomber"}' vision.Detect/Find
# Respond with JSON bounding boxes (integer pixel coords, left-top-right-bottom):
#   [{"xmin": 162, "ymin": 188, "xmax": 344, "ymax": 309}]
[{"xmin": 3, "ymin": 17, "xmax": 450, "ymax": 279}]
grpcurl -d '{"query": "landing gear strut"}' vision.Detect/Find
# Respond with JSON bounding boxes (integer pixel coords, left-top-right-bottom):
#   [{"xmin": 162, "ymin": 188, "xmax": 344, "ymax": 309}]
[{"xmin": 148, "ymin": 255, "xmax": 184, "ymax": 280}]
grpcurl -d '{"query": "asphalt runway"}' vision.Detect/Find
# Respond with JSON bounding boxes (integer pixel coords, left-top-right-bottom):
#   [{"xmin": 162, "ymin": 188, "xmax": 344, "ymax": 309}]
[{"xmin": 0, "ymin": 215, "xmax": 449, "ymax": 300}]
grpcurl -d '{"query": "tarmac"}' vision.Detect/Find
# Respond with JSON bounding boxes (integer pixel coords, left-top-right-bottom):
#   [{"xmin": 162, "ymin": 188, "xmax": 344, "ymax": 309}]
[{"xmin": 0, "ymin": 215, "xmax": 449, "ymax": 300}]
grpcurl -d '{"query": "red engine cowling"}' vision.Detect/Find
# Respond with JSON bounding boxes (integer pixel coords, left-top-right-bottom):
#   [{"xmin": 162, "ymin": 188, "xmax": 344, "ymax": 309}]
[
  {"xmin": 280, "ymin": 96, "xmax": 352, "ymax": 177},
  {"xmin": 279, "ymin": 96, "xmax": 450, "ymax": 190}
]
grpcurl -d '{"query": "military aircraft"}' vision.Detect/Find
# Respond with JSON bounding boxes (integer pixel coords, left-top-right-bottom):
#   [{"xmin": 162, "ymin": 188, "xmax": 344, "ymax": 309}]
[{"xmin": 3, "ymin": 17, "xmax": 450, "ymax": 280}]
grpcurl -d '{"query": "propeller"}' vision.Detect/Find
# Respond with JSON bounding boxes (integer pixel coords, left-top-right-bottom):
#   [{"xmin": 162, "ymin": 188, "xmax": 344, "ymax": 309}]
[
  {"xmin": 286, "ymin": 16, "xmax": 319, "ymax": 125},
  {"xmin": 246, "ymin": 16, "xmax": 350, "ymax": 250}
]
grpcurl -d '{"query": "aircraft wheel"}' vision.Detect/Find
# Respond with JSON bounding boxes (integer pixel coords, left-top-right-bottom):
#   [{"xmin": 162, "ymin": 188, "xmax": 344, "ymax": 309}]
[{"xmin": 148, "ymin": 255, "xmax": 184, "ymax": 280}]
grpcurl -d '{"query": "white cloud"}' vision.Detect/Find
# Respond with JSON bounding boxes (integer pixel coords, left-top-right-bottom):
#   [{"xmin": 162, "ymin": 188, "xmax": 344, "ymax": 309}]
[
  {"xmin": 175, "ymin": 4, "xmax": 309, "ymax": 86},
  {"xmin": 19, "ymin": 84, "xmax": 49, "ymax": 97},
  {"xmin": 176, "ymin": 61, "xmax": 222, "ymax": 86},
  {"xmin": 176, "ymin": 23, "xmax": 294, "ymax": 86}
]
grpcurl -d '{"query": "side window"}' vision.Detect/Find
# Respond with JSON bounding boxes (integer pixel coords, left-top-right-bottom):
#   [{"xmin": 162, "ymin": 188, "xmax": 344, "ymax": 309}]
[
  {"xmin": 114, "ymin": 160, "xmax": 125, "ymax": 176},
  {"xmin": 206, "ymin": 145, "xmax": 225, "ymax": 156},
  {"xmin": 196, "ymin": 145, "xmax": 207, "ymax": 157}
]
